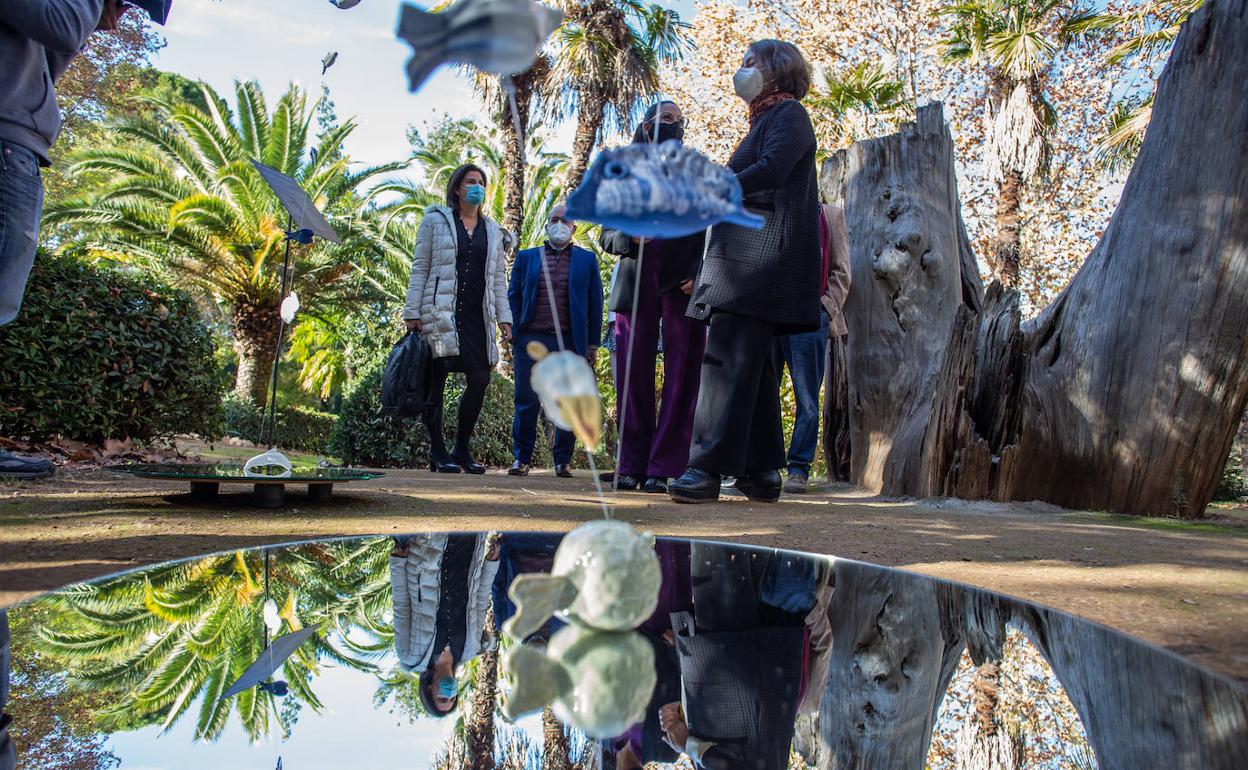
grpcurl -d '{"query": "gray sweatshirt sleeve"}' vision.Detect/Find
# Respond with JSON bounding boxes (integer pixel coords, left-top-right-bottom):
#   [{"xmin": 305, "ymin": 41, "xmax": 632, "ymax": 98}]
[{"xmin": 4, "ymin": 0, "xmax": 103, "ymax": 54}]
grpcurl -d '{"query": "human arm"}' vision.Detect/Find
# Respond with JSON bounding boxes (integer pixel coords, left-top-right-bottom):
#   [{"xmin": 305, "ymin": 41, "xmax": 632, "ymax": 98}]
[
  {"xmin": 493, "ymin": 227, "xmax": 515, "ymax": 327},
  {"xmin": 403, "ymin": 214, "xmax": 435, "ymax": 328},
  {"xmin": 508, "ymin": 249, "xmax": 525, "ymax": 339},
  {"xmin": 599, "ymin": 228, "xmax": 635, "ymax": 257},
  {"xmin": 588, "ymin": 252, "xmax": 604, "ymax": 353},
  {"xmin": 733, "ymin": 101, "xmax": 816, "ymax": 195},
  {"xmin": 3, "ymin": 0, "xmax": 103, "ymax": 54},
  {"xmin": 821, "ymin": 205, "xmax": 852, "ymax": 328}
]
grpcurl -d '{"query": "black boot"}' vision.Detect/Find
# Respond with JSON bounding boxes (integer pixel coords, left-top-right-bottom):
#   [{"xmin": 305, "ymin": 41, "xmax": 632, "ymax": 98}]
[
  {"xmin": 452, "ymin": 446, "xmax": 486, "ymax": 475},
  {"xmin": 426, "ymin": 410, "xmax": 461, "ymax": 473},
  {"xmin": 669, "ymin": 468, "xmax": 720, "ymax": 504},
  {"xmin": 735, "ymin": 469, "xmax": 782, "ymax": 503}
]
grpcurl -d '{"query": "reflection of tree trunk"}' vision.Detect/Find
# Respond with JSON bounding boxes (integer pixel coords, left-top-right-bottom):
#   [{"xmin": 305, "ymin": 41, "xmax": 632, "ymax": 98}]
[
  {"xmin": 972, "ymin": 661, "xmax": 1000, "ymax": 736},
  {"xmin": 821, "ymin": 0, "xmax": 1248, "ymax": 517},
  {"xmin": 466, "ymin": 605, "xmax": 498, "ymax": 770},
  {"xmin": 231, "ymin": 302, "xmax": 281, "ymax": 407},
  {"xmin": 541, "ymin": 707, "xmax": 571, "ymax": 770}
]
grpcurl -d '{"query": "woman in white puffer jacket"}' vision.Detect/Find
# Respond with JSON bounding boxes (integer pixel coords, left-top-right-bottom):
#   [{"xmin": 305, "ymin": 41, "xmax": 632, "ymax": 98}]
[{"xmin": 404, "ymin": 164, "xmax": 515, "ymax": 474}]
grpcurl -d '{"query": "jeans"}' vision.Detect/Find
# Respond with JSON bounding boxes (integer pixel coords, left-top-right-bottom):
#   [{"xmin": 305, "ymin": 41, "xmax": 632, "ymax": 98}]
[
  {"xmin": 773, "ymin": 318, "xmax": 829, "ymax": 476},
  {"xmin": 0, "ymin": 142, "xmax": 44, "ymax": 326},
  {"xmin": 512, "ymin": 332, "xmax": 577, "ymax": 465}
]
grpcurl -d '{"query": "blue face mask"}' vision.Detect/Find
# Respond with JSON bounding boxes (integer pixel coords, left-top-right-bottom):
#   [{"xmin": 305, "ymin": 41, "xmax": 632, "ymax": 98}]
[
  {"xmin": 464, "ymin": 184, "xmax": 486, "ymax": 206},
  {"xmin": 437, "ymin": 676, "xmax": 457, "ymax": 698}
]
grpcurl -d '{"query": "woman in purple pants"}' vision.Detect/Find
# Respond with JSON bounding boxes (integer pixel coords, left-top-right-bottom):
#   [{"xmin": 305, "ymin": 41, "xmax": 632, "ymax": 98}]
[{"xmin": 599, "ymin": 101, "xmax": 708, "ymax": 494}]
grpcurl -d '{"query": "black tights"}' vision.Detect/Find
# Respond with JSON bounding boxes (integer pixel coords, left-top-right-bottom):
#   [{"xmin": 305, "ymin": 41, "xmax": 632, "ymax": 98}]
[{"xmin": 425, "ymin": 361, "xmax": 492, "ymax": 458}]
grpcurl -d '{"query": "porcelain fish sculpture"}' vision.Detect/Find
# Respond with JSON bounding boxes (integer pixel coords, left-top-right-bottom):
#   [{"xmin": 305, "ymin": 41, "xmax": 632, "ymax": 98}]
[
  {"xmin": 397, "ymin": 0, "xmax": 563, "ymax": 92},
  {"xmin": 565, "ymin": 139, "xmax": 766, "ymax": 239},
  {"xmin": 280, "ymin": 292, "xmax": 300, "ymax": 324},
  {"xmin": 243, "ymin": 448, "xmax": 292, "ymax": 479},
  {"xmin": 527, "ymin": 341, "xmax": 600, "ymax": 448},
  {"xmin": 505, "ymin": 520, "xmax": 661, "ymax": 640},
  {"xmin": 502, "ymin": 624, "xmax": 655, "ymax": 738}
]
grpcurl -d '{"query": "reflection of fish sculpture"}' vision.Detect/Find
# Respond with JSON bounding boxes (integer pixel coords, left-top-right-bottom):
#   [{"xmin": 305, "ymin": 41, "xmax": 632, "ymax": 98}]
[
  {"xmin": 502, "ymin": 624, "xmax": 655, "ymax": 738},
  {"xmin": 329, "ymin": 0, "xmax": 362, "ymax": 8},
  {"xmin": 505, "ymin": 520, "xmax": 661, "ymax": 639},
  {"xmin": 396, "ymin": 0, "xmax": 563, "ymax": 91},
  {"xmin": 566, "ymin": 140, "xmax": 765, "ymax": 239},
  {"xmin": 527, "ymin": 341, "xmax": 600, "ymax": 448}
]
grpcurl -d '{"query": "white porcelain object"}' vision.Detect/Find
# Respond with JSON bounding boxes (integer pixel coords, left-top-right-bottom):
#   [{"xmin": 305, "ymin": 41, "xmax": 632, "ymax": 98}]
[
  {"xmin": 527, "ymin": 341, "xmax": 601, "ymax": 448},
  {"xmin": 505, "ymin": 520, "xmax": 661, "ymax": 639},
  {"xmin": 243, "ymin": 449, "xmax": 293, "ymax": 479},
  {"xmin": 280, "ymin": 292, "xmax": 300, "ymax": 324}
]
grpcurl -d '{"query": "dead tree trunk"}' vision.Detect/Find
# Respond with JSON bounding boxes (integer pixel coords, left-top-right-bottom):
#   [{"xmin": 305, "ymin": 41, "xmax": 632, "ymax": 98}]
[{"xmin": 823, "ymin": 0, "xmax": 1248, "ymax": 517}]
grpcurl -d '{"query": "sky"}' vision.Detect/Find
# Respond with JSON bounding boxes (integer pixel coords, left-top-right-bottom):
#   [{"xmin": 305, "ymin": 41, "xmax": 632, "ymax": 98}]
[{"xmin": 154, "ymin": 0, "xmax": 703, "ymax": 171}]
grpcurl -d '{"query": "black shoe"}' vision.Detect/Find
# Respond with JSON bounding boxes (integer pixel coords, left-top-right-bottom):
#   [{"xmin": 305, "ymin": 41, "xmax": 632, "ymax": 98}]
[
  {"xmin": 452, "ymin": 450, "xmax": 486, "ymax": 475},
  {"xmin": 598, "ymin": 471, "xmax": 615, "ymax": 483},
  {"xmin": 508, "ymin": 461, "xmax": 530, "ymax": 476},
  {"xmin": 0, "ymin": 450, "xmax": 54, "ymax": 480},
  {"xmin": 428, "ymin": 450, "xmax": 462, "ymax": 473},
  {"xmin": 669, "ymin": 468, "xmax": 720, "ymax": 503},
  {"xmin": 613, "ymin": 474, "xmax": 640, "ymax": 491},
  {"xmin": 556, "ymin": 464, "xmax": 574, "ymax": 478},
  {"xmin": 735, "ymin": 469, "xmax": 782, "ymax": 503},
  {"xmin": 642, "ymin": 477, "xmax": 668, "ymax": 494}
]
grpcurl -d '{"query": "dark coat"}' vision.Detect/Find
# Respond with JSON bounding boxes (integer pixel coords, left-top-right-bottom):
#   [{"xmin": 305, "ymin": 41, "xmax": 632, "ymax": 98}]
[
  {"xmin": 600, "ymin": 229, "xmax": 707, "ymax": 314},
  {"xmin": 507, "ymin": 244, "xmax": 604, "ymax": 357},
  {"xmin": 689, "ymin": 99, "xmax": 822, "ymax": 334},
  {"xmin": 670, "ymin": 611, "xmax": 805, "ymax": 770}
]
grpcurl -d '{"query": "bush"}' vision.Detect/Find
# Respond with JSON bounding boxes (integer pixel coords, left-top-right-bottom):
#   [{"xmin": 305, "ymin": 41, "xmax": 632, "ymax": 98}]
[
  {"xmin": 330, "ymin": 360, "xmax": 538, "ymax": 469},
  {"xmin": 0, "ymin": 255, "xmax": 223, "ymax": 443},
  {"xmin": 1214, "ymin": 434, "xmax": 1246, "ymax": 501},
  {"xmin": 220, "ymin": 393, "xmax": 336, "ymax": 454}
]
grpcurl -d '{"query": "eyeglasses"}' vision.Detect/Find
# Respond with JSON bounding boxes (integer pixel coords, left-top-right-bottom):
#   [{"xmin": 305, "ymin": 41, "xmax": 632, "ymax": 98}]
[{"xmin": 657, "ymin": 115, "xmax": 688, "ymax": 128}]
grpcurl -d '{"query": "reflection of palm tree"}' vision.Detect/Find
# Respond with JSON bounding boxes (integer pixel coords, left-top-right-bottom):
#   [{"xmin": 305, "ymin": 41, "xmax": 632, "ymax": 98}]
[
  {"xmin": 37, "ymin": 543, "xmax": 385, "ymax": 742},
  {"xmin": 541, "ymin": 708, "xmax": 571, "ymax": 770},
  {"xmin": 465, "ymin": 605, "xmax": 499, "ymax": 770}
]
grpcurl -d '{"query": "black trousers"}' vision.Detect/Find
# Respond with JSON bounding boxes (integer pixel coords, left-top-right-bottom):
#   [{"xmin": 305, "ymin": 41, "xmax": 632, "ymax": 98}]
[
  {"xmin": 424, "ymin": 358, "xmax": 491, "ymax": 456},
  {"xmin": 688, "ymin": 311, "xmax": 785, "ymax": 477}
]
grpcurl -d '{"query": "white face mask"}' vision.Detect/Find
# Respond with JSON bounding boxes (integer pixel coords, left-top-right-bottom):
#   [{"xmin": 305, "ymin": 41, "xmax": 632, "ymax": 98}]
[
  {"xmin": 547, "ymin": 221, "xmax": 573, "ymax": 246},
  {"xmin": 733, "ymin": 67, "xmax": 765, "ymax": 103}
]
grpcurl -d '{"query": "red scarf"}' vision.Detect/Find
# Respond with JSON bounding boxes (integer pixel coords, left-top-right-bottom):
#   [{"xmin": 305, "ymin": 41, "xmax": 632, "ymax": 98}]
[{"xmin": 748, "ymin": 91, "xmax": 796, "ymax": 125}]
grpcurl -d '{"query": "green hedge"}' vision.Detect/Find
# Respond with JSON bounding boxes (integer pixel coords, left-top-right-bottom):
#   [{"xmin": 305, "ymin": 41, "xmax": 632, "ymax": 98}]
[
  {"xmin": 0, "ymin": 255, "xmax": 223, "ymax": 443},
  {"xmin": 220, "ymin": 393, "xmax": 336, "ymax": 454},
  {"xmin": 329, "ymin": 361, "xmax": 538, "ymax": 469}
]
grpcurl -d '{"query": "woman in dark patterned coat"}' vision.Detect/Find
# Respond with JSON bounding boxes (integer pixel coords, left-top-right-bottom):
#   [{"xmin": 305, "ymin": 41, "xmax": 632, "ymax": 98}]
[{"xmin": 670, "ymin": 39, "xmax": 823, "ymax": 504}]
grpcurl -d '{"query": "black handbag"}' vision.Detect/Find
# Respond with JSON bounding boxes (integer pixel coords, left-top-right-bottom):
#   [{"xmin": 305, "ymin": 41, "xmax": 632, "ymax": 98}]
[{"xmin": 379, "ymin": 331, "xmax": 433, "ymax": 418}]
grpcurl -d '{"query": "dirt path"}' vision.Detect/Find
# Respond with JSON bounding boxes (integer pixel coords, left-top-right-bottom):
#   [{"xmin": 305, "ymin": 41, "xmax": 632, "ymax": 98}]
[{"xmin": 3, "ymin": 467, "xmax": 1246, "ymax": 681}]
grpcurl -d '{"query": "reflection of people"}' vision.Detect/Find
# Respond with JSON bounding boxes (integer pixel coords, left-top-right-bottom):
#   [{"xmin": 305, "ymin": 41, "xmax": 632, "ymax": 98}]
[
  {"xmin": 600, "ymin": 101, "xmax": 708, "ymax": 495},
  {"xmin": 1, "ymin": 0, "xmax": 149, "ymax": 481},
  {"xmin": 672, "ymin": 40, "xmax": 822, "ymax": 505},
  {"xmin": 389, "ymin": 533, "xmax": 500, "ymax": 717},
  {"xmin": 404, "ymin": 164, "xmax": 515, "ymax": 474},
  {"xmin": 662, "ymin": 543, "xmax": 811, "ymax": 770},
  {"xmin": 507, "ymin": 203, "xmax": 603, "ymax": 478}
]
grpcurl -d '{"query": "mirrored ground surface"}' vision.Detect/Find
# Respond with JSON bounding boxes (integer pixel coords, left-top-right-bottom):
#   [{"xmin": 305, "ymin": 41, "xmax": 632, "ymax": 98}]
[
  {"xmin": 2, "ymin": 533, "xmax": 1245, "ymax": 770},
  {"xmin": 112, "ymin": 464, "xmax": 385, "ymax": 482}
]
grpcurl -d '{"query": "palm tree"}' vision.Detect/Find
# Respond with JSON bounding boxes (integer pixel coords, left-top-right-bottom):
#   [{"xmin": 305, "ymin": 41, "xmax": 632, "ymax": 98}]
[
  {"xmin": 465, "ymin": 604, "xmax": 499, "ymax": 770},
  {"xmin": 940, "ymin": 0, "xmax": 1089, "ymax": 287},
  {"xmin": 807, "ymin": 61, "xmax": 908, "ymax": 152},
  {"xmin": 1066, "ymin": 0, "xmax": 1204, "ymax": 169},
  {"xmin": 35, "ymin": 542, "xmax": 387, "ymax": 742},
  {"xmin": 45, "ymin": 80, "xmax": 403, "ymax": 404},
  {"xmin": 545, "ymin": 0, "xmax": 694, "ymax": 193}
]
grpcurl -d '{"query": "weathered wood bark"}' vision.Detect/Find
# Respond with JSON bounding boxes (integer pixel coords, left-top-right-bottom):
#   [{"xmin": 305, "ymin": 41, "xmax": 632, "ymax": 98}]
[
  {"xmin": 824, "ymin": 0, "xmax": 1248, "ymax": 517},
  {"xmin": 821, "ymin": 104, "xmax": 984, "ymax": 493},
  {"xmin": 817, "ymin": 560, "xmax": 1248, "ymax": 770},
  {"xmin": 822, "ymin": 335, "xmax": 852, "ymax": 483}
]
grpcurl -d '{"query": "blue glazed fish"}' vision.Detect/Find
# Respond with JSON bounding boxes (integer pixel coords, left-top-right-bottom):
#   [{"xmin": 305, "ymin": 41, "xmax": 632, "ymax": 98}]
[
  {"xmin": 397, "ymin": 0, "xmax": 563, "ymax": 92},
  {"xmin": 565, "ymin": 140, "xmax": 765, "ymax": 239}
]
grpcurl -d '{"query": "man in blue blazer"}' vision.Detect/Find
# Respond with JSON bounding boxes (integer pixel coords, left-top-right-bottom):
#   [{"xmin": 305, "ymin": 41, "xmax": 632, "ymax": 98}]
[{"xmin": 507, "ymin": 204, "xmax": 604, "ymax": 478}]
